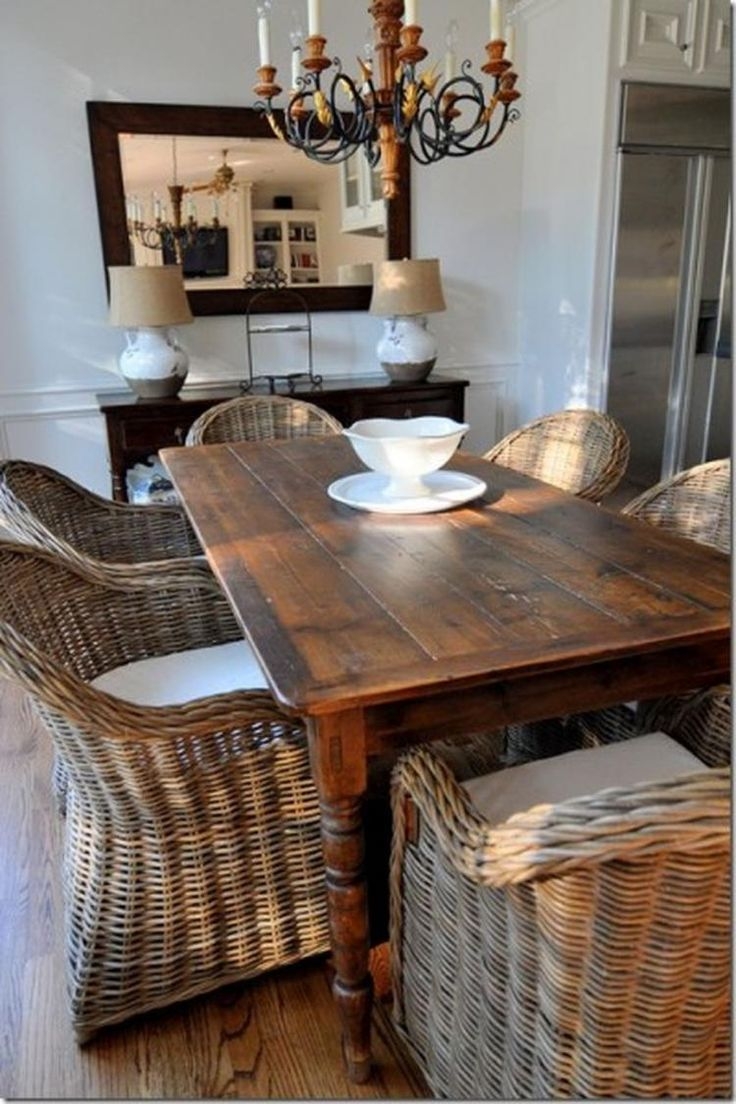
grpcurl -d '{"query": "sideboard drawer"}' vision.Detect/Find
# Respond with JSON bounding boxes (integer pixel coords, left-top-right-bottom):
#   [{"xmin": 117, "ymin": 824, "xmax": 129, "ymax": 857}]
[
  {"xmin": 120, "ymin": 412, "xmax": 204, "ymax": 450},
  {"xmin": 363, "ymin": 394, "xmax": 459, "ymax": 420}
]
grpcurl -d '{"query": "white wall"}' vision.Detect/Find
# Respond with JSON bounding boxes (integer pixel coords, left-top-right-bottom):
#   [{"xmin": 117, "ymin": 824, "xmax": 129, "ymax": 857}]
[
  {"xmin": 1, "ymin": 0, "xmax": 608, "ymax": 495},
  {"xmin": 515, "ymin": 0, "xmax": 615, "ymax": 425}
]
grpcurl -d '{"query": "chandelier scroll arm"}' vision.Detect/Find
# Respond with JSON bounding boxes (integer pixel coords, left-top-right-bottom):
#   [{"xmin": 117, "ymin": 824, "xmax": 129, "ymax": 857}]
[{"xmin": 250, "ymin": 3, "xmax": 522, "ymax": 199}]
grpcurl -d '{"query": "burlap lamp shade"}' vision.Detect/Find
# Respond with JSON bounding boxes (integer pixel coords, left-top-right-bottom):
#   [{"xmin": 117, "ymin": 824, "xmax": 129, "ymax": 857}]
[
  {"xmin": 108, "ymin": 265, "xmax": 193, "ymax": 328},
  {"xmin": 108, "ymin": 265, "xmax": 193, "ymax": 399},
  {"xmin": 369, "ymin": 258, "xmax": 446, "ymax": 382},
  {"xmin": 370, "ymin": 258, "xmax": 446, "ymax": 317}
]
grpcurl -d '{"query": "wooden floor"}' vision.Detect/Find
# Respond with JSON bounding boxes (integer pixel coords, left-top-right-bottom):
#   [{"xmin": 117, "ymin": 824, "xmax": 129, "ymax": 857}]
[{"xmin": 0, "ymin": 679, "xmax": 427, "ymax": 1100}]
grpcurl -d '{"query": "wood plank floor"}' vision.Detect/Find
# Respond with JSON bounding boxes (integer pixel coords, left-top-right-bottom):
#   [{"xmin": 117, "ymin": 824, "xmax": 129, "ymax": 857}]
[{"xmin": 0, "ymin": 679, "xmax": 427, "ymax": 1100}]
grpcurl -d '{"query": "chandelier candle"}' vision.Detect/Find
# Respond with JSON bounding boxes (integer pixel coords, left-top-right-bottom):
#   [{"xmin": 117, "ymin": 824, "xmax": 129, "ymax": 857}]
[
  {"xmin": 252, "ymin": 0, "xmax": 521, "ymax": 201},
  {"xmin": 258, "ymin": 6, "xmax": 271, "ymax": 67},
  {"xmin": 490, "ymin": 0, "xmax": 503, "ymax": 40},
  {"xmin": 308, "ymin": 0, "xmax": 321, "ymax": 36}
]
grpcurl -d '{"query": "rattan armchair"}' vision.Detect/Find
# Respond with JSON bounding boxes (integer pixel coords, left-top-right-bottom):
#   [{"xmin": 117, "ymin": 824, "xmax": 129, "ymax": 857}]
[
  {"xmin": 562, "ymin": 458, "xmax": 731, "ymax": 763},
  {"xmin": 185, "ymin": 394, "xmax": 343, "ymax": 445},
  {"xmin": 391, "ymin": 721, "xmax": 731, "ymax": 1099},
  {"xmin": 622, "ymin": 457, "xmax": 731, "ymax": 552},
  {"xmin": 483, "ymin": 409, "xmax": 630, "ymax": 501},
  {"xmin": 0, "ymin": 542, "xmax": 329, "ymax": 1042},
  {"xmin": 0, "ymin": 459, "xmax": 201, "ymax": 567},
  {"xmin": 572, "ymin": 685, "xmax": 731, "ymax": 767},
  {"xmin": 508, "ymin": 458, "xmax": 731, "ymax": 767}
]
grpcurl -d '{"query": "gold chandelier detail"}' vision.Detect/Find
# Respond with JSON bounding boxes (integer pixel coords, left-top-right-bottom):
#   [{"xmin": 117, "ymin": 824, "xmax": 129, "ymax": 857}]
[
  {"xmin": 252, "ymin": 0, "xmax": 521, "ymax": 201},
  {"xmin": 126, "ymin": 140, "xmax": 235, "ymax": 264}
]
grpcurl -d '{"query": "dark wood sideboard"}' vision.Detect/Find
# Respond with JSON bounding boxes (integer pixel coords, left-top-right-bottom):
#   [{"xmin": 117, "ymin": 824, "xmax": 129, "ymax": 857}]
[{"xmin": 97, "ymin": 375, "xmax": 469, "ymax": 501}]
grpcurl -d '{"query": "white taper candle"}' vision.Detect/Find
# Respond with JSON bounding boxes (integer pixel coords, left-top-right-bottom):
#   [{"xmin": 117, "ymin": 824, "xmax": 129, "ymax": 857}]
[
  {"xmin": 308, "ymin": 0, "xmax": 321, "ymax": 36},
  {"xmin": 404, "ymin": 0, "xmax": 418, "ymax": 25},
  {"xmin": 490, "ymin": 0, "xmax": 502, "ymax": 40},
  {"xmin": 504, "ymin": 21, "xmax": 515, "ymax": 57},
  {"xmin": 258, "ymin": 10, "xmax": 271, "ymax": 65}
]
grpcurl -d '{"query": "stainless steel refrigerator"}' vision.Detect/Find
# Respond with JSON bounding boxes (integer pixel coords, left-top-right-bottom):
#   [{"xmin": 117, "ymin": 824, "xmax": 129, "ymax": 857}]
[{"xmin": 606, "ymin": 82, "xmax": 731, "ymax": 492}]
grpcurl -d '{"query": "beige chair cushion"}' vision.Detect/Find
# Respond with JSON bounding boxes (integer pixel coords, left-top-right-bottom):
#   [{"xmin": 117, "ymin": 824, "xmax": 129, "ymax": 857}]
[
  {"xmin": 462, "ymin": 732, "xmax": 707, "ymax": 826},
  {"xmin": 92, "ymin": 640, "xmax": 268, "ymax": 705}
]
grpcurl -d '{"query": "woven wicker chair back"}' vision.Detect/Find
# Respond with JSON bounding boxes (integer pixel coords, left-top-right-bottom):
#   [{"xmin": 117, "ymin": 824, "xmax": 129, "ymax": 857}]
[
  {"xmin": 483, "ymin": 409, "xmax": 630, "ymax": 501},
  {"xmin": 623, "ymin": 457, "xmax": 731, "ymax": 553},
  {"xmin": 0, "ymin": 542, "xmax": 237, "ymax": 683},
  {"xmin": 185, "ymin": 394, "xmax": 343, "ymax": 446},
  {"xmin": 0, "ymin": 459, "xmax": 200, "ymax": 564}
]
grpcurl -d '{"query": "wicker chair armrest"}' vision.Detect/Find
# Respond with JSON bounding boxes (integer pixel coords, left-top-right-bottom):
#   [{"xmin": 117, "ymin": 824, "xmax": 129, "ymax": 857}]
[
  {"xmin": 392, "ymin": 746, "xmax": 730, "ymax": 891},
  {"xmin": 0, "ymin": 544, "xmax": 242, "ymax": 678},
  {"xmin": 74, "ymin": 686, "xmax": 291, "ymax": 743},
  {"xmin": 0, "ymin": 622, "xmax": 284, "ymax": 742}
]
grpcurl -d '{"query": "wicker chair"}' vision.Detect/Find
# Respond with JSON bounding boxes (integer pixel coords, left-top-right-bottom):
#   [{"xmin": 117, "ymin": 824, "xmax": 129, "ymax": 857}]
[
  {"xmin": 0, "ymin": 459, "xmax": 201, "ymax": 568},
  {"xmin": 482, "ymin": 409, "xmax": 630, "ymax": 501},
  {"xmin": 572, "ymin": 685, "xmax": 731, "ymax": 767},
  {"xmin": 0, "ymin": 541, "xmax": 329, "ymax": 1042},
  {"xmin": 562, "ymin": 458, "xmax": 731, "ymax": 761},
  {"xmin": 509, "ymin": 458, "xmax": 731, "ymax": 766},
  {"xmin": 622, "ymin": 457, "xmax": 731, "ymax": 552},
  {"xmin": 185, "ymin": 394, "xmax": 343, "ymax": 445},
  {"xmin": 390, "ymin": 719, "xmax": 731, "ymax": 1099}
]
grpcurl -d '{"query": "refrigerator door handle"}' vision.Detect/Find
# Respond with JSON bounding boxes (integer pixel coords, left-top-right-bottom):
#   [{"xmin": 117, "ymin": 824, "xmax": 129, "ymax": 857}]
[{"xmin": 662, "ymin": 156, "xmax": 711, "ymax": 480}]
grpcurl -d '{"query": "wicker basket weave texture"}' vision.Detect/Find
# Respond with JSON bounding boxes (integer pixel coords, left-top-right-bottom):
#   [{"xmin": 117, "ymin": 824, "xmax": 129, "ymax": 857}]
[
  {"xmin": 482, "ymin": 409, "xmax": 630, "ymax": 502},
  {"xmin": 0, "ymin": 459, "xmax": 201, "ymax": 565},
  {"xmin": 390, "ymin": 738, "xmax": 731, "ymax": 1100},
  {"xmin": 573, "ymin": 686, "xmax": 731, "ymax": 768},
  {"xmin": 185, "ymin": 394, "xmax": 343, "ymax": 446},
  {"xmin": 622, "ymin": 457, "xmax": 731, "ymax": 553},
  {"xmin": 0, "ymin": 542, "xmax": 330, "ymax": 1041}
]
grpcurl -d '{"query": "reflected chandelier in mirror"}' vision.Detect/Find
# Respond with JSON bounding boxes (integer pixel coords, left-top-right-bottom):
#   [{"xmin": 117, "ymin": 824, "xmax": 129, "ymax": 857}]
[{"xmin": 86, "ymin": 102, "xmax": 411, "ymax": 317}]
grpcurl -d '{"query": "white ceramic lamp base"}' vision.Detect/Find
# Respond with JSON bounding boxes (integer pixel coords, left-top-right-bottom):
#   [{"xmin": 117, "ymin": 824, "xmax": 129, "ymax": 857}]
[
  {"xmin": 120, "ymin": 326, "xmax": 189, "ymax": 398},
  {"xmin": 376, "ymin": 315, "xmax": 437, "ymax": 383}
]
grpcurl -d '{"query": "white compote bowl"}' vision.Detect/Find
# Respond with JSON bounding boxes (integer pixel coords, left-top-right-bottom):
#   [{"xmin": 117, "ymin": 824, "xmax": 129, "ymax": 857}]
[{"xmin": 342, "ymin": 416, "xmax": 469, "ymax": 498}]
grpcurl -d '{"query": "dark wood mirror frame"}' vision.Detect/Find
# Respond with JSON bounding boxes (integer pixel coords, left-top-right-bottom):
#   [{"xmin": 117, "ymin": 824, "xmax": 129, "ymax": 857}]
[{"xmin": 87, "ymin": 101, "xmax": 411, "ymax": 317}]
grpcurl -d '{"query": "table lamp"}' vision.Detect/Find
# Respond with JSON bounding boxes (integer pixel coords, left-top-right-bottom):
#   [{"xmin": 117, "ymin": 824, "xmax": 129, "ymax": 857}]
[
  {"xmin": 108, "ymin": 265, "xmax": 193, "ymax": 398},
  {"xmin": 370, "ymin": 258, "xmax": 446, "ymax": 382}
]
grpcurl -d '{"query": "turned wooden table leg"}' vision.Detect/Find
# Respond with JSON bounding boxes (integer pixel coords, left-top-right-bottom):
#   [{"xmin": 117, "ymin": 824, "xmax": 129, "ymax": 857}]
[
  {"xmin": 308, "ymin": 711, "xmax": 373, "ymax": 1083},
  {"xmin": 320, "ymin": 794, "xmax": 373, "ymax": 1081}
]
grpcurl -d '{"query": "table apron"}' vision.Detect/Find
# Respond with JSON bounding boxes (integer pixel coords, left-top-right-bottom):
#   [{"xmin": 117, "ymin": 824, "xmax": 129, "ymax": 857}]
[{"xmin": 361, "ymin": 637, "xmax": 730, "ymax": 756}]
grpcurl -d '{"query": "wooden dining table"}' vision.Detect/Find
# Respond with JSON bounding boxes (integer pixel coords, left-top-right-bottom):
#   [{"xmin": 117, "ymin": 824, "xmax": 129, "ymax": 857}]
[{"xmin": 162, "ymin": 434, "xmax": 730, "ymax": 1083}]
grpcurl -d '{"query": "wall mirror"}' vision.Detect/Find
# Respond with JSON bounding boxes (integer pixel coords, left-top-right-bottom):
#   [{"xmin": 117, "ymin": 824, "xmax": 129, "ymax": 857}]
[{"xmin": 87, "ymin": 102, "xmax": 411, "ymax": 316}]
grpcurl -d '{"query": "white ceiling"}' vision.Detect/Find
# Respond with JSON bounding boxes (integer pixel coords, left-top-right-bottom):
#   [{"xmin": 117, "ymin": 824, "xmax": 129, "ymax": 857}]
[{"xmin": 120, "ymin": 132, "xmax": 332, "ymax": 194}]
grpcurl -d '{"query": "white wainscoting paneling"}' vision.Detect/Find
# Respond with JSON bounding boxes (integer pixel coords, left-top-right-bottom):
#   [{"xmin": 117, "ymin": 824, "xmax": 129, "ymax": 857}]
[
  {"xmin": 0, "ymin": 384, "xmax": 111, "ymax": 496},
  {"xmin": 440, "ymin": 364, "xmax": 513, "ymax": 455}
]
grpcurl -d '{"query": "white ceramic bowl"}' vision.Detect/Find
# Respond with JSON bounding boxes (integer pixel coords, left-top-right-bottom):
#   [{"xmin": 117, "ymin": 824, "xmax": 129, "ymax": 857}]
[{"xmin": 343, "ymin": 416, "xmax": 469, "ymax": 498}]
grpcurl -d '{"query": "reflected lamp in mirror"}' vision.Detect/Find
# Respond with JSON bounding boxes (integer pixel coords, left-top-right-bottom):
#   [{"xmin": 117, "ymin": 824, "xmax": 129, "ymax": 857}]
[
  {"xmin": 108, "ymin": 266, "xmax": 193, "ymax": 398},
  {"xmin": 338, "ymin": 263, "xmax": 374, "ymax": 286},
  {"xmin": 370, "ymin": 258, "xmax": 446, "ymax": 383}
]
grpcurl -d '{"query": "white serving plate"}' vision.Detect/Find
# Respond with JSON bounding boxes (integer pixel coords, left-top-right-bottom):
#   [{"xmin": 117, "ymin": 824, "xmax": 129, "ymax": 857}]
[{"xmin": 327, "ymin": 470, "xmax": 486, "ymax": 515}]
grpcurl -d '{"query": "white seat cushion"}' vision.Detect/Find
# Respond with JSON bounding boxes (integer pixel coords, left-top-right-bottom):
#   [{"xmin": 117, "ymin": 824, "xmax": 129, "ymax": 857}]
[
  {"xmin": 462, "ymin": 732, "xmax": 708, "ymax": 826},
  {"xmin": 91, "ymin": 640, "xmax": 268, "ymax": 706}
]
